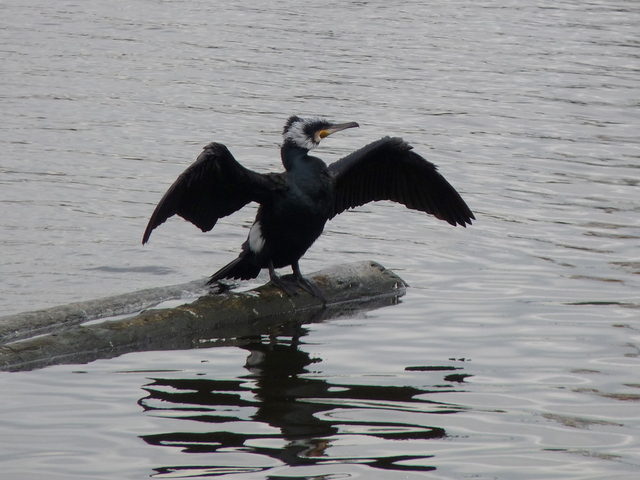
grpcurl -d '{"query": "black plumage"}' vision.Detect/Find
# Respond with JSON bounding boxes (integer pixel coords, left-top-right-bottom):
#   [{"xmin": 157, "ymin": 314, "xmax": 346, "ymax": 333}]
[{"xmin": 143, "ymin": 116, "xmax": 474, "ymax": 301}]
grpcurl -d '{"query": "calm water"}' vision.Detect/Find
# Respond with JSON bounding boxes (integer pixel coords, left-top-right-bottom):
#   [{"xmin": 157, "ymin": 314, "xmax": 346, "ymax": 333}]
[{"xmin": 1, "ymin": 0, "xmax": 639, "ymax": 478}]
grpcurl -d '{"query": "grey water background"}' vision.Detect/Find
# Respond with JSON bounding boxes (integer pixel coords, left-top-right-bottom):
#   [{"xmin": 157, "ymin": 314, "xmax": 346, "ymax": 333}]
[{"xmin": 1, "ymin": 0, "xmax": 639, "ymax": 478}]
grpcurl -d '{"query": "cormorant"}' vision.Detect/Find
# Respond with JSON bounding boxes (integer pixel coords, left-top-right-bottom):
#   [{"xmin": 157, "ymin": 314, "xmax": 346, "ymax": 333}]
[{"xmin": 143, "ymin": 115, "xmax": 474, "ymax": 301}]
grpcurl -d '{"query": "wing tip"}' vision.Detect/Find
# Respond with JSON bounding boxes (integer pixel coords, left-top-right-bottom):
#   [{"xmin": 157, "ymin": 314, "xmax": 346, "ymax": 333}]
[
  {"xmin": 141, "ymin": 224, "xmax": 154, "ymax": 245},
  {"xmin": 456, "ymin": 210, "xmax": 475, "ymax": 227}
]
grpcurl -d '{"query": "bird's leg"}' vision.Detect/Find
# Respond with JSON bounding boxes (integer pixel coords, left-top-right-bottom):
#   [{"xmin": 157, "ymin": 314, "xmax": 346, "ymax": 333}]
[
  {"xmin": 292, "ymin": 262, "xmax": 326, "ymax": 303},
  {"xmin": 268, "ymin": 261, "xmax": 299, "ymax": 297}
]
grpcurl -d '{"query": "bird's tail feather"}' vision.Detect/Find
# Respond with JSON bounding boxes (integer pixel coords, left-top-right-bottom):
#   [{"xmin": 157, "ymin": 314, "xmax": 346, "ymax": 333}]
[{"xmin": 207, "ymin": 255, "xmax": 262, "ymax": 284}]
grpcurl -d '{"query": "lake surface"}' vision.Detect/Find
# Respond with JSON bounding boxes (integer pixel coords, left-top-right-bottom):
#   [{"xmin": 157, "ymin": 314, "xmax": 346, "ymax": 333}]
[{"xmin": 1, "ymin": 0, "xmax": 639, "ymax": 478}]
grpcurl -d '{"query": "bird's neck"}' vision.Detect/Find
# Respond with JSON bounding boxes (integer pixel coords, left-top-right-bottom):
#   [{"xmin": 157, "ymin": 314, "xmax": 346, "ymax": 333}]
[{"xmin": 281, "ymin": 142, "xmax": 314, "ymax": 172}]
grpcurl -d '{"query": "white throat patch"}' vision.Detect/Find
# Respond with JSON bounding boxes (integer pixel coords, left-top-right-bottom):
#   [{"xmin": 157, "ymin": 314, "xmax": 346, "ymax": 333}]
[
  {"xmin": 283, "ymin": 117, "xmax": 325, "ymax": 150},
  {"xmin": 248, "ymin": 221, "xmax": 266, "ymax": 253}
]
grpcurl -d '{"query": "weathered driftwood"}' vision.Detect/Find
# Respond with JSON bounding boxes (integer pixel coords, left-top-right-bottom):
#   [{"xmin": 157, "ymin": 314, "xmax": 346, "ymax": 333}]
[
  {"xmin": 0, "ymin": 278, "xmax": 209, "ymax": 344},
  {"xmin": 1, "ymin": 261, "xmax": 407, "ymax": 372}
]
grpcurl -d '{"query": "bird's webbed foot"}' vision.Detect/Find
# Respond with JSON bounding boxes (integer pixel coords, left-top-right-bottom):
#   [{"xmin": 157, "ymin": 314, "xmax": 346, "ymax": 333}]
[
  {"xmin": 294, "ymin": 274, "xmax": 327, "ymax": 303},
  {"xmin": 268, "ymin": 261, "xmax": 301, "ymax": 297},
  {"xmin": 268, "ymin": 270, "xmax": 300, "ymax": 297},
  {"xmin": 292, "ymin": 262, "xmax": 326, "ymax": 303},
  {"xmin": 267, "ymin": 262, "xmax": 326, "ymax": 303}
]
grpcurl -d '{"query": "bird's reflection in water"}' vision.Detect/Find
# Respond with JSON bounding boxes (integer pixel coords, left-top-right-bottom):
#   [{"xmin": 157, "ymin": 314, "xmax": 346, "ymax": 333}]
[{"xmin": 140, "ymin": 331, "xmax": 468, "ymax": 477}]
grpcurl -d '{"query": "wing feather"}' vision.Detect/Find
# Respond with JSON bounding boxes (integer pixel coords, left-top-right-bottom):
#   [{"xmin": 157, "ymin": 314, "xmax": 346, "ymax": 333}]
[
  {"xmin": 142, "ymin": 142, "xmax": 281, "ymax": 244},
  {"xmin": 328, "ymin": 137, "xmax": 474, "ymax": 226}
]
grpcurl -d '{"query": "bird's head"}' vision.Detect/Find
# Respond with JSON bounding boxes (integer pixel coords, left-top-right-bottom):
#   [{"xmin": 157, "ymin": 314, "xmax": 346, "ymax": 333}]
[{"xmin": 283, "ymin": 115, "xmax": 359, "ymax": 150}]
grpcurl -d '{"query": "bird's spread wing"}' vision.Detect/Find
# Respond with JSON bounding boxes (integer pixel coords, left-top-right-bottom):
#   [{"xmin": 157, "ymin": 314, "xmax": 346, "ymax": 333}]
[
  {"xmin": 142, "ymin": 142, "xmax": 282, "ymax": 244},
  {"xmin": 328, "ymin": 137, "xmax": 474, "ymax": 226}
]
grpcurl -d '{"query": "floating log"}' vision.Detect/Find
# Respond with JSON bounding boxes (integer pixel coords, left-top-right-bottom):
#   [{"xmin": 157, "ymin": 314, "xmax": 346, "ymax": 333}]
[
  {"xmin": 0, "ymin": 278, "xmax": 209, "ymax": 344},
  {"xmin": 0, "ymin": 261, "xmax": 407, "ymax": 372}
]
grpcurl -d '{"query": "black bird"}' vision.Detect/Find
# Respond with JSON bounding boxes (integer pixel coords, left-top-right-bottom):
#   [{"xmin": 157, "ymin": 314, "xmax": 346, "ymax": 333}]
[{"xmin": 142, "ymin": 116, "xmax": 474, "ymax": 301}]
